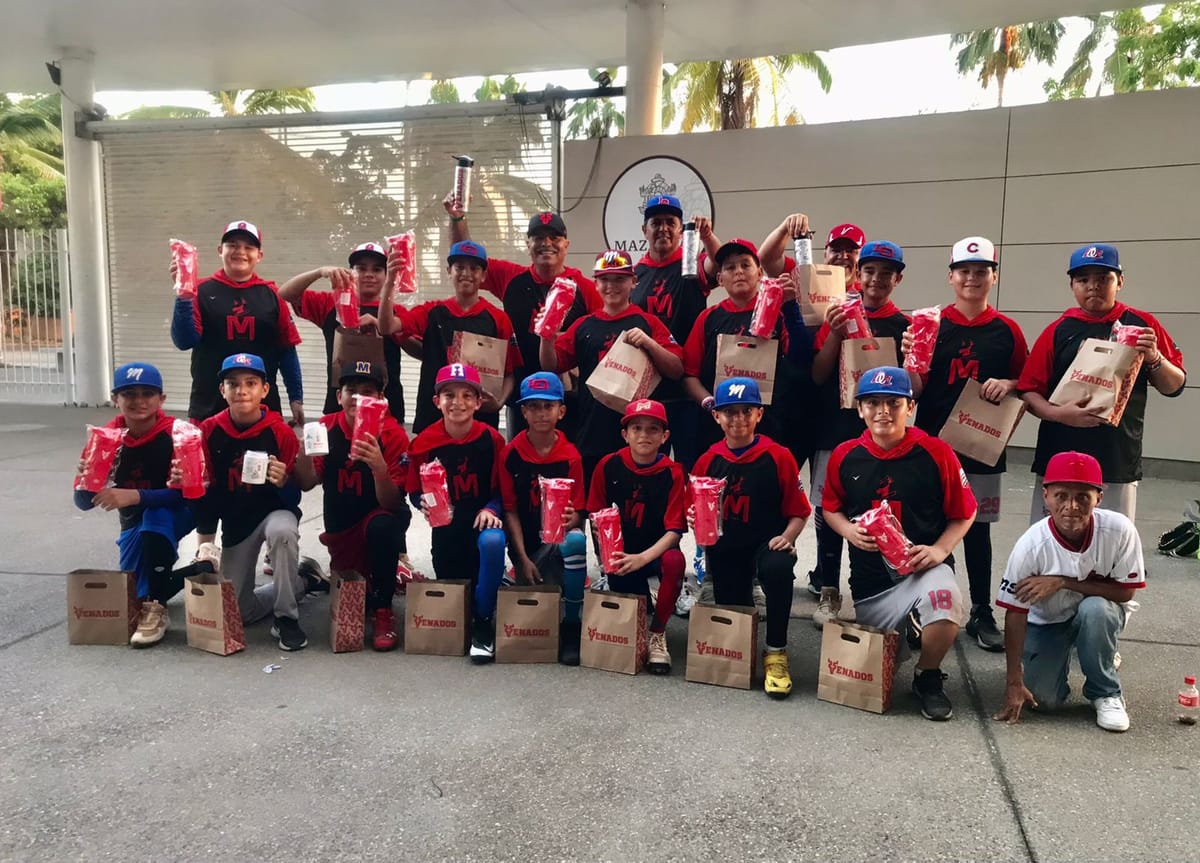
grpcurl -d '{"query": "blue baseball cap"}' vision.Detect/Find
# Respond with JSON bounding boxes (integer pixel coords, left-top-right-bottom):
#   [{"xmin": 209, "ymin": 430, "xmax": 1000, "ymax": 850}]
[
  {"xmin": 218, "ymin": 352, "xmax": 268, "ymax": 381},
  {"xmin": 856, "ymin": 366, "xmax": 913, "ymax": 399},
  {"xmin": 112, "ymin": 362, "xmax": 163, "ymax": 393},
  {"xmin": 447, "ymin": 240, "xmax": 488, "ymax": 267},
  {"xmin": 713, "ymin": 377, "xmax": 763, "ymax": 409},
  {"xmin": 1068, "ymin": 243, "xmax": 1121, "ymax": 275},
  {"xmin": 858, "ymin": 240, "xmax": 906, "ymax": 272},
  {"xmin": 518, "ymin": 372, "xmax": 565, "ymax": 403},
  {"xmin": 643, "ymin": 194, "xmax": 683, "ymax": 222}
]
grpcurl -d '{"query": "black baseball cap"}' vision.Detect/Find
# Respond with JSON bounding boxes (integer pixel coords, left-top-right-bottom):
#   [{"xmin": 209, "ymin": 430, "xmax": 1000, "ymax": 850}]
[
  {"xmin": 338, "ymin": 360, "xmax": 386, "ymax": 388},
  {"xmin": 528, "ymin": 212, "xmax": 568, "ymax": 237}
]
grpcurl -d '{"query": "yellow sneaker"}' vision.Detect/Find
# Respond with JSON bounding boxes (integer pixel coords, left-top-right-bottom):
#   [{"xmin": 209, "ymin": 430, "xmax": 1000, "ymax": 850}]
[
  {"xmin": 130, "ymin": 600, "xmax": 169, "ymax": 648},
  {"xmin": 763, "ymin": 649, "xmax": 792, "ymax": 699}
]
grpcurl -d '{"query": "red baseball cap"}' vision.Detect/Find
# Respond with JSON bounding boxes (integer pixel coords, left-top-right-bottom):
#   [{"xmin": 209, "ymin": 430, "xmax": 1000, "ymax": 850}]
[
  {"xmin": 621, "ymin": 398, "xmax": 668, "ymax": 428},
  {"xmin": 826, "ymin": 223, "xmax": 865, "ymax": 248},
  {"xmin": 714, "ymin": 238, "xmax": 759, "ymax": 265},
  {"xmin": 1043, "ymin": 451, "xmax": 1104, "ymax": 489},
  {"xmin": 434, "ymin": 363, "xmax": 482, "ymax": 395}
]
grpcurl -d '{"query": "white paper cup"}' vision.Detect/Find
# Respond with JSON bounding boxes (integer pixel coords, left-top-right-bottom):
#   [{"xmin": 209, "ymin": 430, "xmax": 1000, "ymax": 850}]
[
  {"xmin": 303, "ymin": 422, "xmax": 329, "ymax": 456},
  {"xmin": 241, "ymin": 450, "xmax": 269, "ymax": 485}
]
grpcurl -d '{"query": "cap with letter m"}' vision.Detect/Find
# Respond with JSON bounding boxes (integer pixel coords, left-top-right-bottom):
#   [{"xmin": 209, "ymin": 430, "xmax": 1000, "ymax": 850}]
[
  {"xmin": 112, "ymin": 362, "xmax": 163, "ymax": 393},
  {"xmin": 338, "ymin": 360, "xmax": 386, "ymax": 388},
  {"xmin": 713, "ymin": 377, "xmax": 763, "ymax": 408},
  {"xmin": 593, "ymin": 249, "xmax": 635, "ymax": 275}
]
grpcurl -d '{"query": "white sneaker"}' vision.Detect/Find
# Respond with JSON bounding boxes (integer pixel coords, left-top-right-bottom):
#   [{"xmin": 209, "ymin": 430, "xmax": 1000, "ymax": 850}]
[
  {"xmin": 195, "ymin": 542, "xmax": 221, "ymax": 573},
  {"xmin": 675, "ymin": 584, "xmax": 697, "ymax": 617},
  {"xmin": 697, "ymin": 580, "xmax": 714, "ymax": 606},
  {"xmin": 752, "ymin": 583, "xmax": 767, "ymax": 620},
  {"xmin": 812, "ymin": 588, "xmax": 842, "ymax": 630},
  {"xmin": 1093, "ymin": 696, "xmax": 1130, "ymax": 732},
  {"xmin": 130, "ymin": 601, "xmax": 169, "ymax": 647}
]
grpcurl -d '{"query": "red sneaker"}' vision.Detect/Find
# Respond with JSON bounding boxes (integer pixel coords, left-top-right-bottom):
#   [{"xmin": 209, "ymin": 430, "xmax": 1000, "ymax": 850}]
[
  {"xmin": 372, "ymin": 608, "xmax": 399, "ymax": 652},
  {"xmin": 395, "ymin": 556, "xmax": 427, "ymax": 595}
]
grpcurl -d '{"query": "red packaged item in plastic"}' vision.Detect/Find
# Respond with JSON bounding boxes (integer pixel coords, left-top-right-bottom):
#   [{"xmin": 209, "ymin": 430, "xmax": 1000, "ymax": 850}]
[
  {"xmin": 590, "ymin": 505, "xmax": 625, "ymax": 574},
  {"xmin": 385, "ymin": 231, "xmax": 417, "ymax": 299},
  {"xmin": 75, "ymin": 425, "xmax": 127, "ymax": 492},
  {"xmin": 351, "ymin": 395, "xmax": 388, "ymax": 450},
  {"xmin": 1110, "ymin": 321, "xmax": 1143, "ymax": 347},
  {"xmin": 749, "ymin": 277, "xmax": 785, "ymax": 338},
  {"xmin": 533, "ymin": 277, "xmax": 577, "ymax": 338},
  {"xmin": 689, "ymin": 475, "xmax": 726, "ymax": 546},
  {"xmin": 539, "ymin": 476, "xmax": 574, "ymax": 544},
  {"xmin": 904, "ymin": 305, "xmax": 941, "ymax": 375},
  {"xmin": 169, "ymin": 238, "xmax": 199, "ymax": 300},
  {"xmin": 419, "ymin": 459, "xmax": 454, "ymax": 528},
  {"xmin": 840, "ymin": 292, "xmax": 871, "ymax": 339},
  {"xmin": 856, "ymin": 499, "xmax": 913, "ymax": 577},
  {"xmin": 334, "ymin": 285, "xmax": 361, "ymax": 329},
  {"xmin": 169, "ymin": 420, "xmax": 208, "ymax": 500}
]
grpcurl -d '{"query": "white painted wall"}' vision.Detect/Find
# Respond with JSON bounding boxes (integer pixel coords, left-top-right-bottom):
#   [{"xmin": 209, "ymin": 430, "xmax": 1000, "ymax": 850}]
[{"xmin": 562, "ymin": 88, "xmax": 1199, "ymax": 464}]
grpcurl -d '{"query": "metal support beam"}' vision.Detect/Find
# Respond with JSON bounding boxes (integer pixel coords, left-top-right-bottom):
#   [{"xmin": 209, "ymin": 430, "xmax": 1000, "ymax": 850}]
[{"xmin": 625, "ymin": 0, "xmax": 665, "ymax": 135}]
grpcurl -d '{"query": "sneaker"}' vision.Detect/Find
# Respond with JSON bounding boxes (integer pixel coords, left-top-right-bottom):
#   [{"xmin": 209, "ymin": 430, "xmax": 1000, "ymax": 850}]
[
  {"xmin": 395, "ymin": 556, "xmax": 428, "ymax": 595},
  {"xmin": 805, "ymin": 568, "xmax": 821, "ymax": 597},
  {"xmin": 675, "ymin": 583, "xmax": 697, "ymax": 618},
  {"xmin": 812, "ymin": 588, "xmax": 841, "ymax": 630},
  {"xmin": 130, "ymin": 600, "xmax": 169, "ymax": 647},
  {"xmin": 752, "ymin": 583, "xmax": 767, "ymax": 621},
  {"xmin": 647, "ymin": 631, "xmax": 671, "ymax": 674},
  {"xmin": 1113, "ymin": 651, "xmax": 1122, "ymax": 671},
  {"xmin": 270, "ymin": 615, "xmax": 308, "ymax": 651},
  {"xmin": 470, "ymin": 616, "xmax": 495, "ymax": 664},
  {"xmin": 905, "ymin": 608, "xmax": 924, "ymax": 652},
  {"xmin": 697, "ymin": 579, "xmax": 714, "ymax": 606},
  {"xmin": 763, "ymin": 649, "xmax": 793, "ymax": 700},
  {"xmin": 589, "ymin": 572, "xmax": 609, "ymax": 593},
  {"xmin": 298, "ymin": 557, "xmax": 330, "ymax": 595},
  {"xmin": 1092, "ymin": 695, "xmax": 1130, "ymax": 732},
  {"xmin": 372, "ymin": 608, "xmax": 398, "ymax": 652},
  {"xmin": 558, "ymin": 619, "xmax": 581, "ymax": 666},
  {"xmin": 966, "ymin": 604, "xmax": 1004, "ymax": 652},
  {"xmin": 194, "ymin": 542, "xmax": 221, "ymax": 573},
  {"xmin": 912, "ymin": 668, "xmax": 953, "ymax": 720}
]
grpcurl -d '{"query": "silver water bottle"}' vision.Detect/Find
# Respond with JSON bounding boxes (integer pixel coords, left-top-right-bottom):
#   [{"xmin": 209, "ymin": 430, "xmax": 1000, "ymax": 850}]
[
  {"xmin": 793, "ymin": 231, "xmax": 814, "ymax": 266},
  {"xmin": 681, "ymin": 221, "xmax": 699, "ymax": 279},
  {"xmin": 452, "ymin": 155, "xmax": 474, "ymax": 213}
]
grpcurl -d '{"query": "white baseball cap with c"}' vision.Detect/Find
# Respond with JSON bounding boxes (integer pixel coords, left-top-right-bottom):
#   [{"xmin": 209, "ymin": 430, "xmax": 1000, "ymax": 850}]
[{"xmin": 950, "ymin": 236, "xmax": 997, "ymax": 267}]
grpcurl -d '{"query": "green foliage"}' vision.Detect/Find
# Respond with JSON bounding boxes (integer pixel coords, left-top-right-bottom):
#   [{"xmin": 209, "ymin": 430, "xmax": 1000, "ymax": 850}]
[
  {"xmin": 0, "ymin": 171, "xmax": 66, "ymax": 229},
  {"xmin": 566, "ymin": 68, "xmax": 624, "ymax": 139},
  {"xmin": 0, "ymin": 93, "xmax": 64, "ymax": 179},
  {"xmin": 6, "ymin": 250, "xmax": 60, "ymax": 317},
  {"xmin": 951, "ymin": 21, "xmax": 1065, "ymax": 107},
  {"xmin": 474, "ymin": 75, "xmax": 524, "ymax": 102},
  {"xmin": 428, "ymin": 80, "xmax": 462, "ymax": 104},
  {"xmin": 665, "ymin": 54, "xmax": 831, "ymax": 131}
]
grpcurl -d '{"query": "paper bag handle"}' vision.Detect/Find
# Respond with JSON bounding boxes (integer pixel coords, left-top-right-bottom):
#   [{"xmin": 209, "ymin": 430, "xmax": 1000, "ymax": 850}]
[
  {"xmin": 711, "ymin": 615, "xmax": 734, "ymax": 626},
  {"xmin": 735, "ymin": 340, "xmax": 758, "ymax": 350},
  {"xmin": 1090, "ymin": 344, "xmax": 1114, "ymax": 356},
  {"xmin": 84, "ymin": 581, "xmax": 110, "ymax": 590},
  {"xmin": 426, "ymin": 589, "xmax": 446, "ymax": 598},
  {"xmin": 190, "ymin": 585, "xmax": 206, "ymax": 596},
  {"xmin": 860, "ymin": 342, "xmax": 880, "ymax": 352},
  {"xmin": 516, "ymin": 598, "xmax": 540, "ymax": 607},
  {"xmin": 601, "ymin": 600, "xmax": 621, "ymax": 610},
  {"xmin": 840, "ymin": 631, "xmax": 863, "ymax": 644}
]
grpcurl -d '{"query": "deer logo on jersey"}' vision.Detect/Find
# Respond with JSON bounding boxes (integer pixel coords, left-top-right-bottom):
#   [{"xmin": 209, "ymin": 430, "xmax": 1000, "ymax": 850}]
[
  {"xmin": 645, "ymin": 276, "xmax": 673, "ymax": 318},
  {"xmin": 873, "ymin": 475, "xmax": 902, "ymax": 520},
  {"xmin": 451, "ymin": 455, "xmax": 479, "ymax": 499},
  {"xmin": 226, "ymin": 297, "xmax": 255, "ymax": 340},
  {"xmin": 948, "ymin": 338, "xmax": 978, "ymax": 384},
  {"xmin": 624, "ymin": 484, "xmax": 645, "ymax": 528},
  {"xmin": 723, "ymin": 476, "xmax": 750, "ymax": 522}
]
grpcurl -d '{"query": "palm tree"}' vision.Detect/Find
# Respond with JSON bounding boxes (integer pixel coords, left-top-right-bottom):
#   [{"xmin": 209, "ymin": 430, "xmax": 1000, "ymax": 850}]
[
  {"xmin": 666, "ymin": 54, "xmax": 832, "ymax": 131},
  {"xmin": 0, "ymin": 94, "xmax": 63, "ymax": 179},
  {"xmin": 951, "ymin": 21, "xmax": 1066, "ymax": 107},
  {"xmin": 212, "ymin": 89, "xmax": 317, "ymax": 116}
]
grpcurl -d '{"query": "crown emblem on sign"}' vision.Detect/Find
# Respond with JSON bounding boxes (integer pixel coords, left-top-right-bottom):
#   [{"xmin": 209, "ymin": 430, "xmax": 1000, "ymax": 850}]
[{"xmin": 637, "ymin": 173, "xmax": 677, "ymax": 216}]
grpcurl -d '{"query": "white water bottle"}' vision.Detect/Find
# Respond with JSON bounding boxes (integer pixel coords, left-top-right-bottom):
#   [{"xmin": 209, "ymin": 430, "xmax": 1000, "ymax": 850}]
[
  {"xmin": 452, "ymin": 155, "xmax": 474, "ymax": 213},
  {"xmin": 793, "ymin": 231, "xmax": 814, "ymax": 266},
  {"xmin": 681, "ymin": 222, "xmax": 699, "ymax": 279}
]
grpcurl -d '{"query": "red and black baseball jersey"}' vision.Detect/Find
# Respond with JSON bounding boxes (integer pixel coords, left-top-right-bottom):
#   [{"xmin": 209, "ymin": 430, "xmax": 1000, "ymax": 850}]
[
  {"xmin": 691, "ymin": 435, "xmax": 812, "ymax": 550},
  {"xmin": 823, "ymin": 427, "xmax": 977, "ymax": 601},
  {"xmin": 913, "ymin": 306, "xmax": 1028, "ymax": 475},
  {"xmin": 554, "ymin": 307, "xmax": 682, "ymax": 458},
  {"xmin": 189, "ymin": 271, "xmax": 302, "ymax": 420},
  {"xmin": 311, "ymin": 410, "xmax": 410, "ymax": 534},
  {"xmin": 393, "ymin": 296, "xmax": 520, "ymax": 435},
  {"xmin": 197, "ymin": 407, "xmax": 300, "ymax": 546},
  {"xmin": 586, "ymin": 449, "xmax": 686, "ymax": 555},
  {"xmin": 406, "ymin": 420, "xmax": 505, "ymax": 531},
  {"xmin": 500, "ymin": 430, "xmax": 586, "ymax": 555},
  {"xmin": 633, "ymin": 248, "xmax": 712, "ymax": 398},
  {"xmin": 1018, "ymin": 302, "xmax": 1184, "ymax": 483},
  {"xmin": 106, "ymin": 411, "xmax": 176, "ymax": 531},
  {"xmin": 294, "ymin": 291, "xmax": 407, "ymax": 423},
  {"xmin": 482, "ymin": 258, "xmax": 602, "ymax": 392},
  {"xmin": 812, "ymin": 301, "xmax": 910, "ymax": 451}
]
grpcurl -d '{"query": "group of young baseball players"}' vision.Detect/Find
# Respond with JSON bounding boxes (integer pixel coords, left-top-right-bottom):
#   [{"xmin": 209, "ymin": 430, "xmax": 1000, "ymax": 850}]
[{"xmin": 74, "ymin": 191, "xmax": 1186, "ymax": 732}]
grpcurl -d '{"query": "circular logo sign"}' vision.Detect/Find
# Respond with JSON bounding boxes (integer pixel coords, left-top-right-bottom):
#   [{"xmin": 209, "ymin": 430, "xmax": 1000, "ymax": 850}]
[{"xmin": 602, "ymin": 156, "xmax": 714, "ymax": 256}]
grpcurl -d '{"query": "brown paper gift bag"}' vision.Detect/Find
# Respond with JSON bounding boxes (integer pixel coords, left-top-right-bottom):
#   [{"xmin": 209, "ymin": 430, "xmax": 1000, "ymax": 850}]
[
  {"xmin": 838, "ymin": 337, "xmax": 899, "ymax": 409},
  {"xmin": 579, "ymin": 589, "xmax": 648, "ymax": 675},
  {"xmin": 404, "ymin": 579, "xmax": 470, "ymax": 656},
  {"xmin": 331, "ymin": 328, "xmax": 387, "ymax": 386},
  {"xmin": 585, "ymin": 330, "xmax": 662, "ymax": 412},
  {"xmin": 937, "ymin": 378, "xmax": 1026, "ymax": 467},
  {"xmin": 449, "ymin": 331, "xmax": 508, "ymax": 399},
  {"xmin": 495, "ymin": 585, "xmax": 561, "ymax": 664},
  {"xmin": 715, "ymin": 334, "xmax": 778, "ymax": 405},
  {"xmin": 816, "ymin": 620, "xmax": 899, "ymax": 714},
  {"xmin": 1049, "ymin": 337, "xmax": 1144, "ymax": 426},
  {"xmin": 184, "ymin": 573, "xmax": 246, "ymax": 656},
  {"xmin": 329, "ymin": 571, "xmax": 367, "ymax": 653},
  {"xmin": 685, "ymin": 603, "xmax": 759, "ymax": 690},
  {"xmin": 794, "ymin": 264, "xmax": 847, "ymax": 327},
  {"xmin": 66, "ymin": 569, "xmax": 139, "ymax": 645}
]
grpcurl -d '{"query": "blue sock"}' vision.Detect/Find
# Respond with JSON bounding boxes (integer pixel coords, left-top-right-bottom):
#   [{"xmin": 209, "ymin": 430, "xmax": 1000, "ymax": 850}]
[
  {"xmin": 559, "ymin": 530, "xmax": 587, "ymax": 623},
  {"xmin": 474, "ymin": 528, "xmax": 507, "ymax": 619}
]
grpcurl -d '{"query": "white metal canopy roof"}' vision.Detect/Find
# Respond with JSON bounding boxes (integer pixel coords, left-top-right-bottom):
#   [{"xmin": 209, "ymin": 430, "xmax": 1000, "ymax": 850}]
[{"xmin": 3, "ymin": 0, "xmax": 1118, "ymax": 93}]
